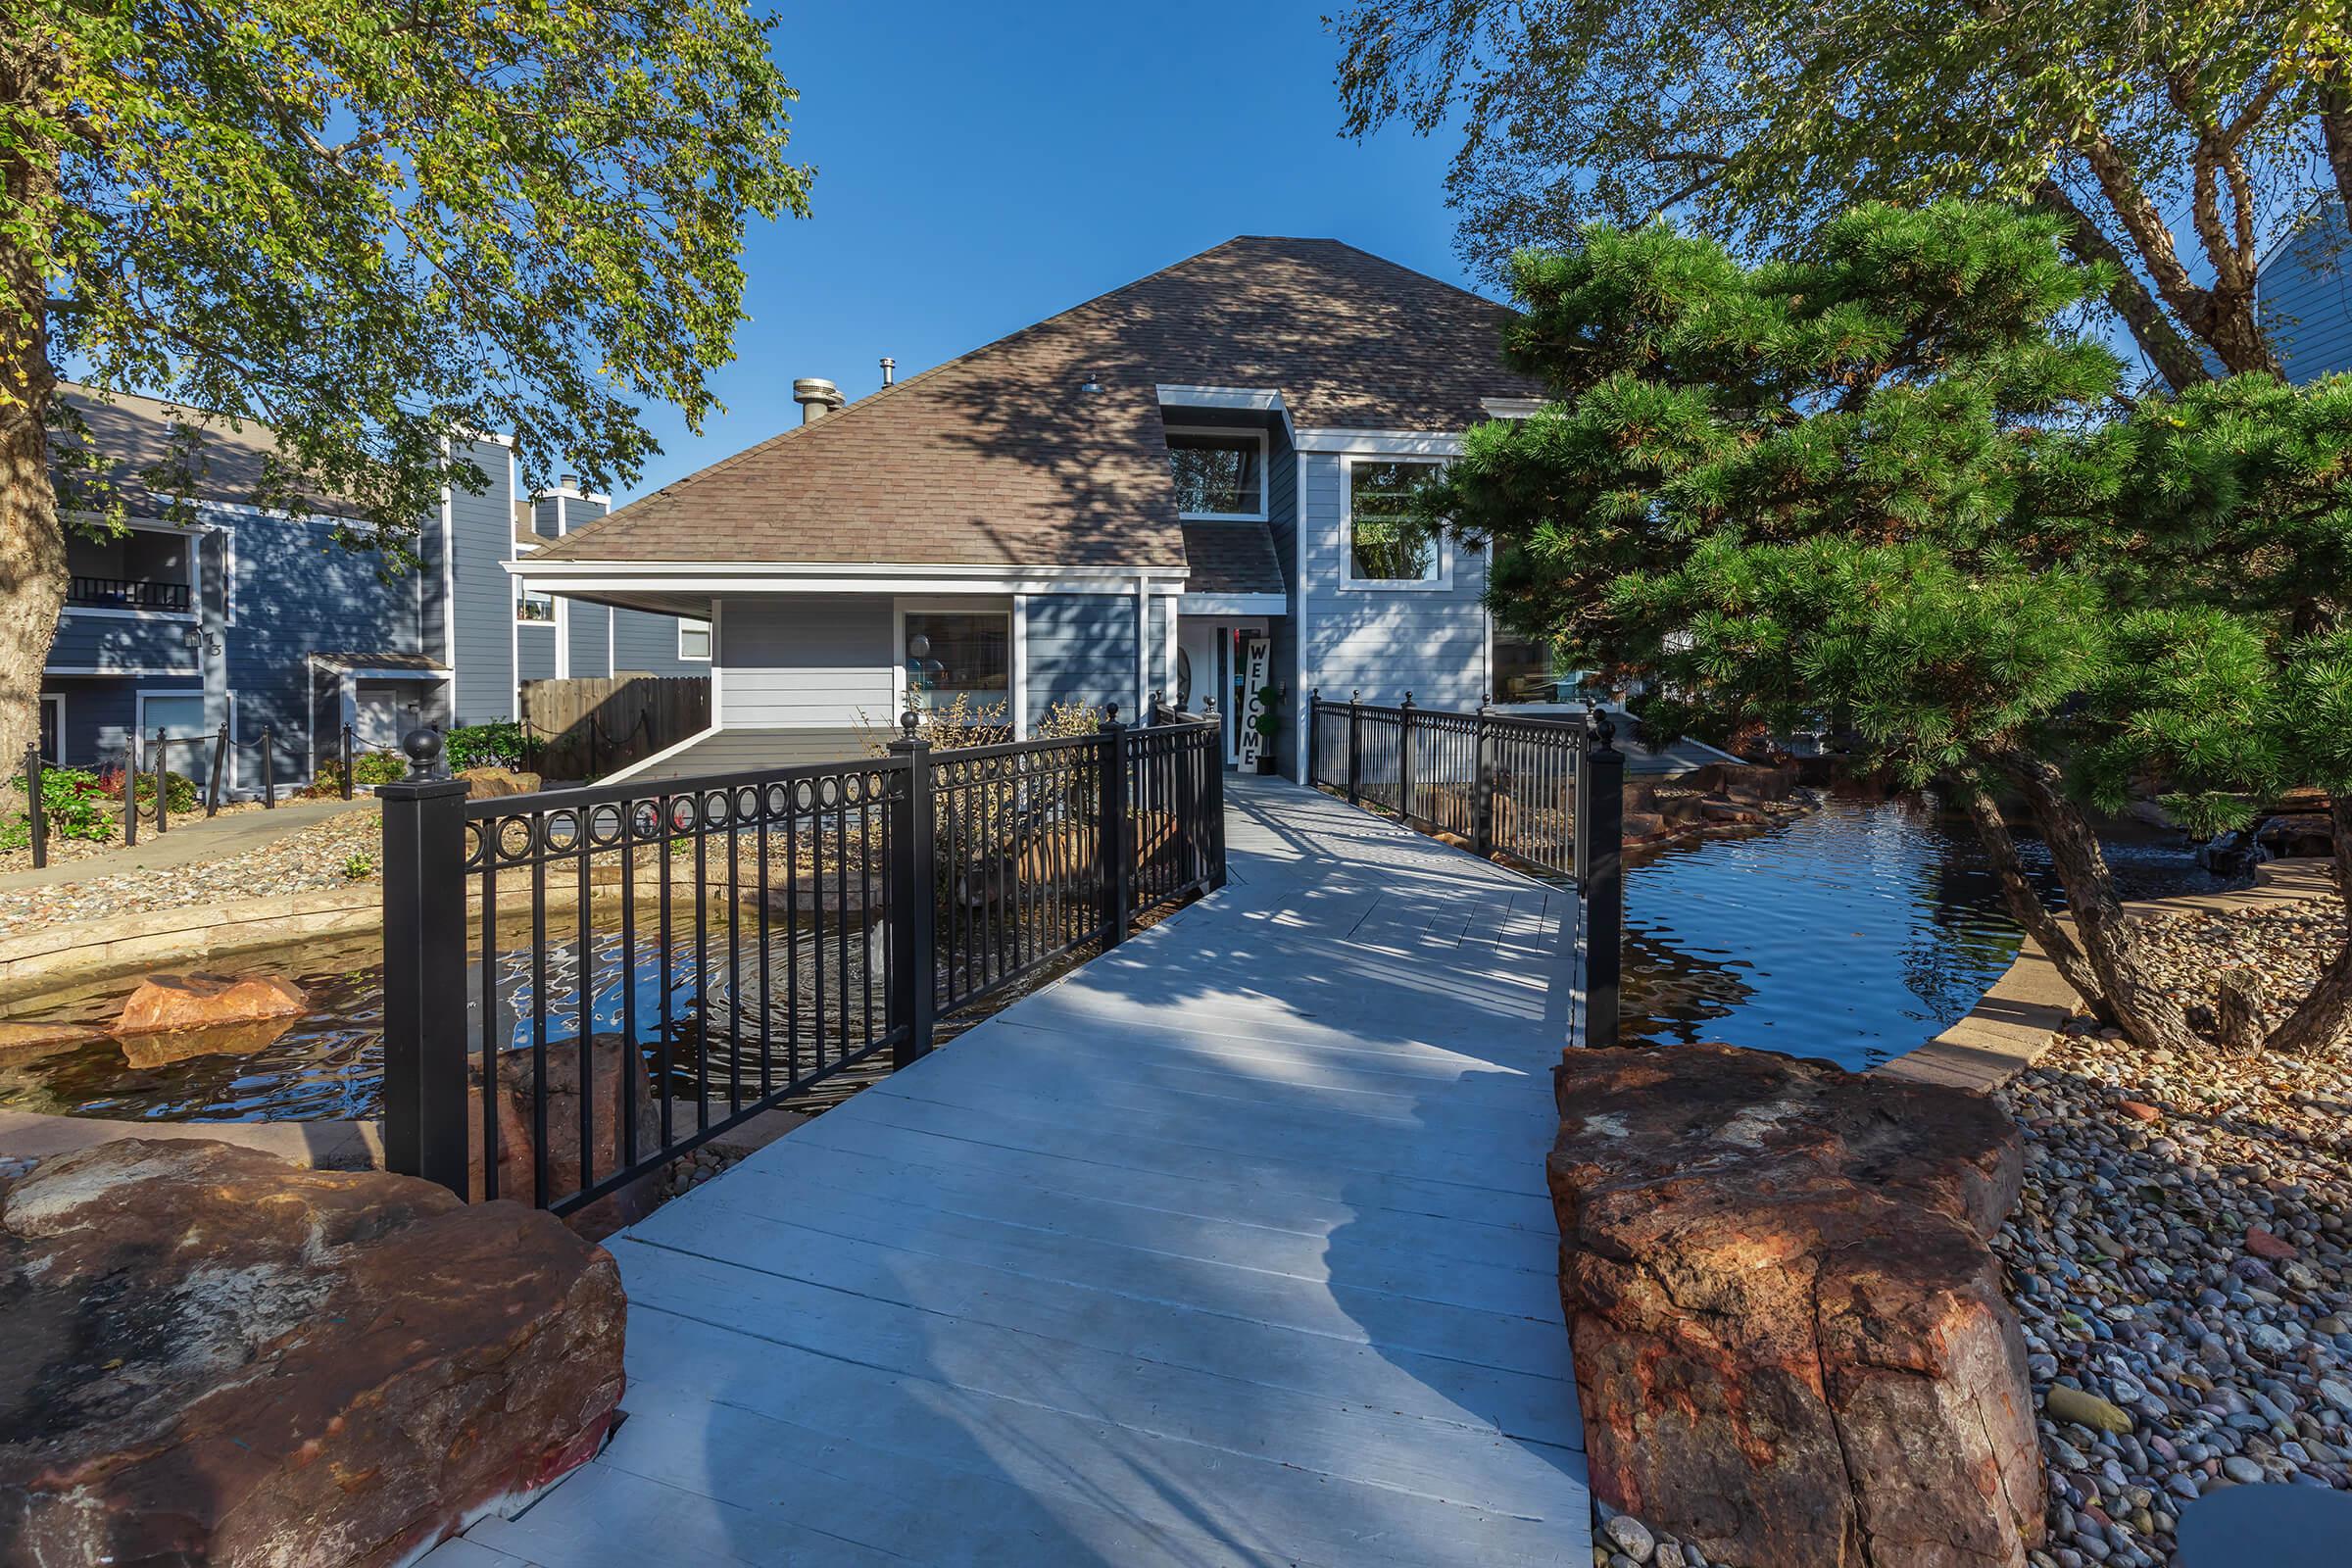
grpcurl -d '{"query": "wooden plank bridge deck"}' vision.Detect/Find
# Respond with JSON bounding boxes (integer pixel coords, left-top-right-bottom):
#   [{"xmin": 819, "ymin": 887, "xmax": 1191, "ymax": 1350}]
[{"xmin": 429, "ymin": 775, "xmax": 1591, "ymax": 1568}]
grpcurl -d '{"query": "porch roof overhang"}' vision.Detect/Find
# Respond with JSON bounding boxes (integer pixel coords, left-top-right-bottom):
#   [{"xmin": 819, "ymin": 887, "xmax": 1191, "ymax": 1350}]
[
  {"xmin": 508, "ymin": 557, "xmax": 1191, "ymax": 614},
  {"xmin": 306, "ymin": 651, "xmax": 452, "ymax": 681},
  {"xmin": 1178, "ymin": 593, "xmax": 1287, "ymax": 615}
]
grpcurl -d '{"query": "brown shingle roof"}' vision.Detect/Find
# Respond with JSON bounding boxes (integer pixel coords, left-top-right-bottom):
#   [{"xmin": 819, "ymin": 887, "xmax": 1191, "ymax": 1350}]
[
  {"xmin": 1179, "ymin": 521, "xmax": 1286, "ymax": 595},
  {"xmin": 535, "ymin": 237, "xmax": 1535, "ymax": 570},
  {"xmin": 52, "ymin": 384, "xmax": 370, "ymax": 520}
]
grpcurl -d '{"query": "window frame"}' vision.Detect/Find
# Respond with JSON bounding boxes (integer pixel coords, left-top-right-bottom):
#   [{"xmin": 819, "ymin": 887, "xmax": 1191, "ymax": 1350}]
[
  {"xmin": 1338, "ymin": 455, "xmax": 1451, "ymax": 592},
  {"xmin": 676, "ymin": 617, "xmax": 711, "ymax": 662},
  {"xmin": 1164, "ymin": 425, "xmax": 1270, "ymax": 522},
  {"xmin": 894, "ymin": 599, "xmax": 1017, "ymax": 720}
]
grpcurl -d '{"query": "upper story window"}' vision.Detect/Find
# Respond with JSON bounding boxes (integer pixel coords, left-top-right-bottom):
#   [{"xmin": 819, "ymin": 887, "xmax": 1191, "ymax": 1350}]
[
  {"xmin": 1345, "ymin": 459, "xmax": 1446, "ymax": 586},
  {"xmin": 64, "ymin": 526, "xmax": 196, "ymax": 613},
  {"xmin": 1166, "ymin": 429, "xmax": 1266, "ymax": 519}
]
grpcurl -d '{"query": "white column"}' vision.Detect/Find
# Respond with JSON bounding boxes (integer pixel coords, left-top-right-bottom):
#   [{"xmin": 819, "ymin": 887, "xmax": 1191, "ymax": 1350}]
[
  {"xmin": 1135, "ymin": 573, "xmax": 1150, "ymax": 717},
  {"xmin": 1011, "ymin": 594, "xmax": 1030, "ymax": 739}
]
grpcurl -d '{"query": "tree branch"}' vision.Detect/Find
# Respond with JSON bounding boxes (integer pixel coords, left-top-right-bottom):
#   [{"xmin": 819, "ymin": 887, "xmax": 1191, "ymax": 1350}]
[{"xmin": 2031, "ymin": 176, "xmax": 2212, "ymax": 390}]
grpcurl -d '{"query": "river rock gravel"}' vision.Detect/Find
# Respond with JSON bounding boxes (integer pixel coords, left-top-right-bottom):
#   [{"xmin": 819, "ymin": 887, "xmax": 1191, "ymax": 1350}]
[
  {"xmin": 0, "ymin": 808, "xmax": 383, "ymax": 940},
  {"xmin": 1993, "ymin": 896, "xmax": 2352, "ymax": 1568}
]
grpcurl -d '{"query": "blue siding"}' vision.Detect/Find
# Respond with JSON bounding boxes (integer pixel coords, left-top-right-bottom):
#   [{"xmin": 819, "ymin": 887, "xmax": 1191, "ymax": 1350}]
[
  {"xmin": 516, "ymin": 628, "xmax": 559, "ymax": 683},
  {"xmin": 223, "ymin": 515, "xmax": 429, "ymax": 779},
  {"xmin": 567, "ymin": 603, "xmax": 612, "ymax": 677},
  {"xmin": 41, "ymin": 678, "xmax": 135, "ymax": 767},
  {"xmin": 1023, "ymin": 594, "xmax": 1136, "ymax": 727},
  {"xmin": 612, "ymin": 606, "xmax": 708, "ymax": 676},
  {"xmin": 47, "ymin": 611, "xmax": 201, "ymax": 675},
  {"xmin": 1297, "ymin": 452, "xmax": 1491, "ymax": 760},
  {"xmin": 446, "ymin": 437, "xmax": 518, "ymax": 723},
  {"xmin": 2259, "ymin": 211, "xmax": 2352, "ymax": 382}
]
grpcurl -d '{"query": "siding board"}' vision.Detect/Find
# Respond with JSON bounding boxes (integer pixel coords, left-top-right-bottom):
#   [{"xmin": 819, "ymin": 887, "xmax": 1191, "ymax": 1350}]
[{"xmin": 719, "ymin": 597, "xmax": 895, "ymax": 728}]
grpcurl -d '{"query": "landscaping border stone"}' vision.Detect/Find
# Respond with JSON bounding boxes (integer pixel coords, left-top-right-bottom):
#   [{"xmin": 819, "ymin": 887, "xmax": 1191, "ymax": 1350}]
[{"xmin": 1876, "ymin": 858, "xmax": 2334, "ymax": 1095}]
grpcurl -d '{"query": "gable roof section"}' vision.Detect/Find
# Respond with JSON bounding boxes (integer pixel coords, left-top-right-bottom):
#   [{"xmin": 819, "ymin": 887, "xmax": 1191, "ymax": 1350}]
[
  {"xmin": 534, "ymin": 236, "xmax": 1537, "ymax": 569},
  {"xmin": 52, "ymin": 384, "xmax": 371, "ymax": 521}
]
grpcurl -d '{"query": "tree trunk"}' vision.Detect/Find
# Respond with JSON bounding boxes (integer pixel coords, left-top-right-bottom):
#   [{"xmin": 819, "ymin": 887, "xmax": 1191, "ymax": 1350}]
[
  {"xmin": 2320, "ymin": 83, "xmax": 2352, "ymax": 240},
  {"xmin": 2032, "ymin": 178, "xmax": 2212, "ymax": 394},
  {"xmin": 1996, "ymin": 753, "xmax": 2204, "ymax": 1053},
  {"xmin": 1955, "ymin": 784, "xmax": 2118, "ymax": 1024},
  {"xmin": 0, "ymin": 74, "xmax": 64, "ymax": 771},
  {"xmin": 2257, "ymin": 796, "xmax": 2352, "ymax": 1057}
]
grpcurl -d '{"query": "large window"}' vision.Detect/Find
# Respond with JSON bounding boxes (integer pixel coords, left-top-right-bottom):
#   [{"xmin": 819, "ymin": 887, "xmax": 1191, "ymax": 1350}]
[
  {"xmin": 1346, "ymin": 460, "xmax": 1445, "ymax": 584},
  {"xmin": 1166, "ymin": 430, "xmax": 1266, "ymax": 518},
  {"xmin": 905, "ymin": 611, "xmax": 1011, "ymax": 711}
]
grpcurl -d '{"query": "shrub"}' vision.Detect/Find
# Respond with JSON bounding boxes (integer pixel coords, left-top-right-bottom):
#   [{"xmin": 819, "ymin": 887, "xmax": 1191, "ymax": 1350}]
[
  {"xmin": 312, "ymin": 752, "xmax": 409, "ymax": 796},
  {"xmin": 446, "ymin": 721, "xmax": 528, "ymax": 771},
  {"xmin": 6, "ymin": 765, "xmax": 153, "ymax": 845}
]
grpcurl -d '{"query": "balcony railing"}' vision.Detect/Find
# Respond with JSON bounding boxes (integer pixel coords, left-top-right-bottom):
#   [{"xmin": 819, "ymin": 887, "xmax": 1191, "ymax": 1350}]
[{"xmin": 69, "ymin": 575, "xmax": 192, "ymax": 612}]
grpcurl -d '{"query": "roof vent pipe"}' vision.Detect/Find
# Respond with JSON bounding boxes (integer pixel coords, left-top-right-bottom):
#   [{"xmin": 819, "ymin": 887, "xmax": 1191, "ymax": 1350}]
[
  {"xmin": 793, "ymin": 377, "xmax": 846, "ymax": 423},
  {"xmin": 879, "ymin": 357, "xmax": 896, "ymax": 387}
]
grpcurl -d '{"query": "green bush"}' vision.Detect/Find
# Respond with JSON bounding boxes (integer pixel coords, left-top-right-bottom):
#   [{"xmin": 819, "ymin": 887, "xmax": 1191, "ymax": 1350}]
[
  {"xmin": 311, "ymin": 752, "xmax": 408, "ymax": 795},
  {"xmin": 8, "ymin": 765, "xmax": 130, "ymax": 843},
  {"xmin": 446, "ymin": 721, "xmax": 528, "ymax": 771}
]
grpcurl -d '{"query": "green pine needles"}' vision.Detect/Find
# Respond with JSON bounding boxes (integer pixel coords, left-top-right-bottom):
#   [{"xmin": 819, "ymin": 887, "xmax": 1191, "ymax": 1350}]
[{"xmin": 1433, "ymin": 200, "xmax": 2352, "ymax": 1055}]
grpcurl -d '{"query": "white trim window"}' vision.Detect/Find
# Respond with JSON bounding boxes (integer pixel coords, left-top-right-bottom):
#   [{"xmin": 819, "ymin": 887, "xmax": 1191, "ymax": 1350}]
[
  {"xmin": 900, "ymin": 605, "xmax": 1014, "ymax": 715},
  {"xmin": 1341, "ymin": 457, "xmax": 1449, "ymax": 589},
  {"xmin": 515, "ymin": 580, "xmax": 557, "ymax": 624},
  {"xmin": 677, "ymin": 617, "xmax": 712, "ymax": 661},
  {"xmin": 1165, "ymin": 427, "xmax": 1268, "ymax": 520}
]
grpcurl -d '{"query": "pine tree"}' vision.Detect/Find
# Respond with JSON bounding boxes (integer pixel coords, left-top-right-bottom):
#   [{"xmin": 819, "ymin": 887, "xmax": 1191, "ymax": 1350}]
[{"xmin": 1432, "ymin": 201, "xmax": 2352, "ymax": 1054}]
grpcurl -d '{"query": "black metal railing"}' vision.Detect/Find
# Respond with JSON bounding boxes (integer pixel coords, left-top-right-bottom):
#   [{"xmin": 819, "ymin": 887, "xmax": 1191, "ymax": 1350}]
[
  {"xmin": 68, "ymin": 575, "xmax": 192, "ymax": 612},
  {"xmin": 1306, "ymin": 691, "xmax": 1624, "ymax": 1049},
  {"xmin": 378, "ymin": 706, "xmax": 1226, "ymax": 1213}
]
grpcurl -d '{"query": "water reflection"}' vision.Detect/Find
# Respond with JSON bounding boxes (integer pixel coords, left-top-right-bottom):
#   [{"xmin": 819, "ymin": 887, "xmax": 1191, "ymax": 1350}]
[{"xmin": 1621, "ymin": 795, "xmax": 2227, "ymax": 1070}]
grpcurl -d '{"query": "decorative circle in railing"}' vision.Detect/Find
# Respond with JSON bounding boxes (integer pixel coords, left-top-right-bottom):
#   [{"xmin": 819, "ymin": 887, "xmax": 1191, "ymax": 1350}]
[
  {"xmin": 495, "ymin": 814, "xmax": 537, "ymax": 864},
  {"xmin": 543, "ymin": 808, "xmax": 583, "ymax": 855},
  {"xmin": 630, "ymin": 801, "xmax": 663, "ymax": 842},
  {"xmin": 586, "ymin": 805, "xmax": 627, "ymax": 851}
]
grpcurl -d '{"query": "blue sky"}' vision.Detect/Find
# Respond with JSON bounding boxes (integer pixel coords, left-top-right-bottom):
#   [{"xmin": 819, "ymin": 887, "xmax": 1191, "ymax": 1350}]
[{"xmin": 616, "ymin": 0, "xmax": 1474, "ymax": 502}]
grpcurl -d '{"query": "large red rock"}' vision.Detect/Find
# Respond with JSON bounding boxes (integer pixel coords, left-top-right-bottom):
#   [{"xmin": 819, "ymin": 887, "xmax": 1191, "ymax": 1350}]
[
  {"xmin": 0, "ymin": 1138, "xmax": 624, "ymax": 1567},
  {"xmin": 114, "ymin": 972, "xmax": 308, "ymax": 1036},
  {"xmin": 1550, "ymin": 1045, "xmax": 2040, "ymax": 1568},
  {"xmin": 470, "ymin": 1034, "xmax": 663, "ymax": 1240}
]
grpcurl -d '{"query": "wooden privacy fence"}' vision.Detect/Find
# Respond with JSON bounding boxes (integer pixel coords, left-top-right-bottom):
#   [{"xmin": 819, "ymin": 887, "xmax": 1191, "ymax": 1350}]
[{"xmin": 519, "ymin": 675, "xmax": 710, "ymax": 780}]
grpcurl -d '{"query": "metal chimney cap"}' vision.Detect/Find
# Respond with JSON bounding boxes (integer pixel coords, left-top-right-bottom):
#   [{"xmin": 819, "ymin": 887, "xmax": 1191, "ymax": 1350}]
[
  {"xmin": 792, "ymin": 377, "xmax": 847, "ymax": 424},
  {"xmin": 879, "ymin": 357, "xmax": 897, "ymax": 386}
]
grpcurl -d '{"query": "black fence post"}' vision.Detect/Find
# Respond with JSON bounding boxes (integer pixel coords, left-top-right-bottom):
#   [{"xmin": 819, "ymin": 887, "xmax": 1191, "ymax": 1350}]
[
  {"xmin": 205, "ymin": 722, "xmax": 228, "ymax": 816},
  {"xmin": 22, "ymin": 746, "xmax": 45, "ymax": 869},
  {"xmin": 378, "ymin": 730, "xmax": 472, "ymax": 1196},
  {"xmin": 1574, "ymin": 709, "xmax": 1626, "ymax": 1052},
  {"xmin": 340, "ymin": 722, "xmax": 355, "ymax": 800},
  {"xmin": 886, "ymin": 715, "xmax": 936, "ymax": 1069},
  {"xmin": 260, "ymin": 726, "xmax": 275, "ymax": 808},
  {"xmin": 1305, "ymin": 690, "xmax": 1319, "ymax": 786},
  {"xmin": 1202, "ymin": 698, "xmax": 1227, "ymax": 891},
  {"xmin": 1472, "ymin": 698, "xmax": 1495, "ymax": 858},
  {"xmin": 151, "ymin": 726, "xmax": 170, "ymax": 834},
  {"xmin": 1345, "ymin": 691, "xmax": 1361, "ymax": 806},
  {"xmin": 1097, "ymin": 706, "xmax": 1131, "ymax": 946},
  {"xmin": 1397, "ymin": 692, "xmax": 1416, "ymax": 826}
]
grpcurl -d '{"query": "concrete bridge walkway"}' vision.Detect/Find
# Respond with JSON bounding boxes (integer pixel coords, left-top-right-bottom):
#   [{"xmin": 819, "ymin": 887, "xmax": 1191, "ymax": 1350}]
[{"xmin": 428, "ymin": 775, "xmax": 1591, "ymax": 1568}]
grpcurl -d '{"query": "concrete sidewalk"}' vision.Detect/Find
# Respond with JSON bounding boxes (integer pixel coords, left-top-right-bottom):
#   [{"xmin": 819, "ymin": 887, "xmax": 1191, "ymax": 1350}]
[{"xmin": 0, "ymin": 797, "xmax": 378, "ymax": 892}]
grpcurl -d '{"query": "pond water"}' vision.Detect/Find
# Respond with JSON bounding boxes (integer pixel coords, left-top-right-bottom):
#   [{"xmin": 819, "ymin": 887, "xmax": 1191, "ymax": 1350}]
[
  {"xmin": 1619, "ymin": 794, "xmax": 2231, "ymax": 1070},
  {"xmin": 0, "ymin": 791, "xmax": 2234, "ymax": 1117}
]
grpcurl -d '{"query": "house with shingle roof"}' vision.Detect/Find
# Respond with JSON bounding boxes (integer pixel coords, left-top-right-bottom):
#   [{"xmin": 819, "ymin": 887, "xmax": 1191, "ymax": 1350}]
[
  {"xmin": 38, "ymin": 387, "xmax": 702, "ymax": 785},
  {"xmin": 517, "ymin": 235, "xmax": 1561, "ymax": 779}
]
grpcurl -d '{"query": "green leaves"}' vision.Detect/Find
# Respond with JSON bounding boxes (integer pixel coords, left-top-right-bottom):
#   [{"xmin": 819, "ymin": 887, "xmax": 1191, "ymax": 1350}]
[{"xmin": 11, "ymin": 0, "xmax": 812, "ymax": 557}]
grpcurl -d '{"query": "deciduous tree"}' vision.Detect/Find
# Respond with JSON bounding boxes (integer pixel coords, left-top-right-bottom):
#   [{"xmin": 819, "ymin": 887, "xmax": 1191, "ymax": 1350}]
[
  {"xmin": 0, "ymin": 0, "xmax": 811, "ymax": 764},
  {"xmin": 1332, "ymin": 0, "xmax": 2345, "ymax": 391}
]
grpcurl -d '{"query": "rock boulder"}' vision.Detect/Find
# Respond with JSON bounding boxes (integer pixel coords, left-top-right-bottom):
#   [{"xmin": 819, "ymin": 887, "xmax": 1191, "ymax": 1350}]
[
  {"xmin": 460, "ymin": 765, "xmax": 543, "ymax": 798},
  {"xmin": 471, "ymin": 1033, "xmax": 663, "ymax": 1240},
  {"xmin": 114, "ymin": 972, "xmax": 308, "ymax": 1036},
  {"xmin": 1550, "ymin": 1045, "xmax": 2040, "ymax": 1568},
  {"xmin": 0, "ymin": 1138, "xmax": 624, "ymax": 1567}
]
